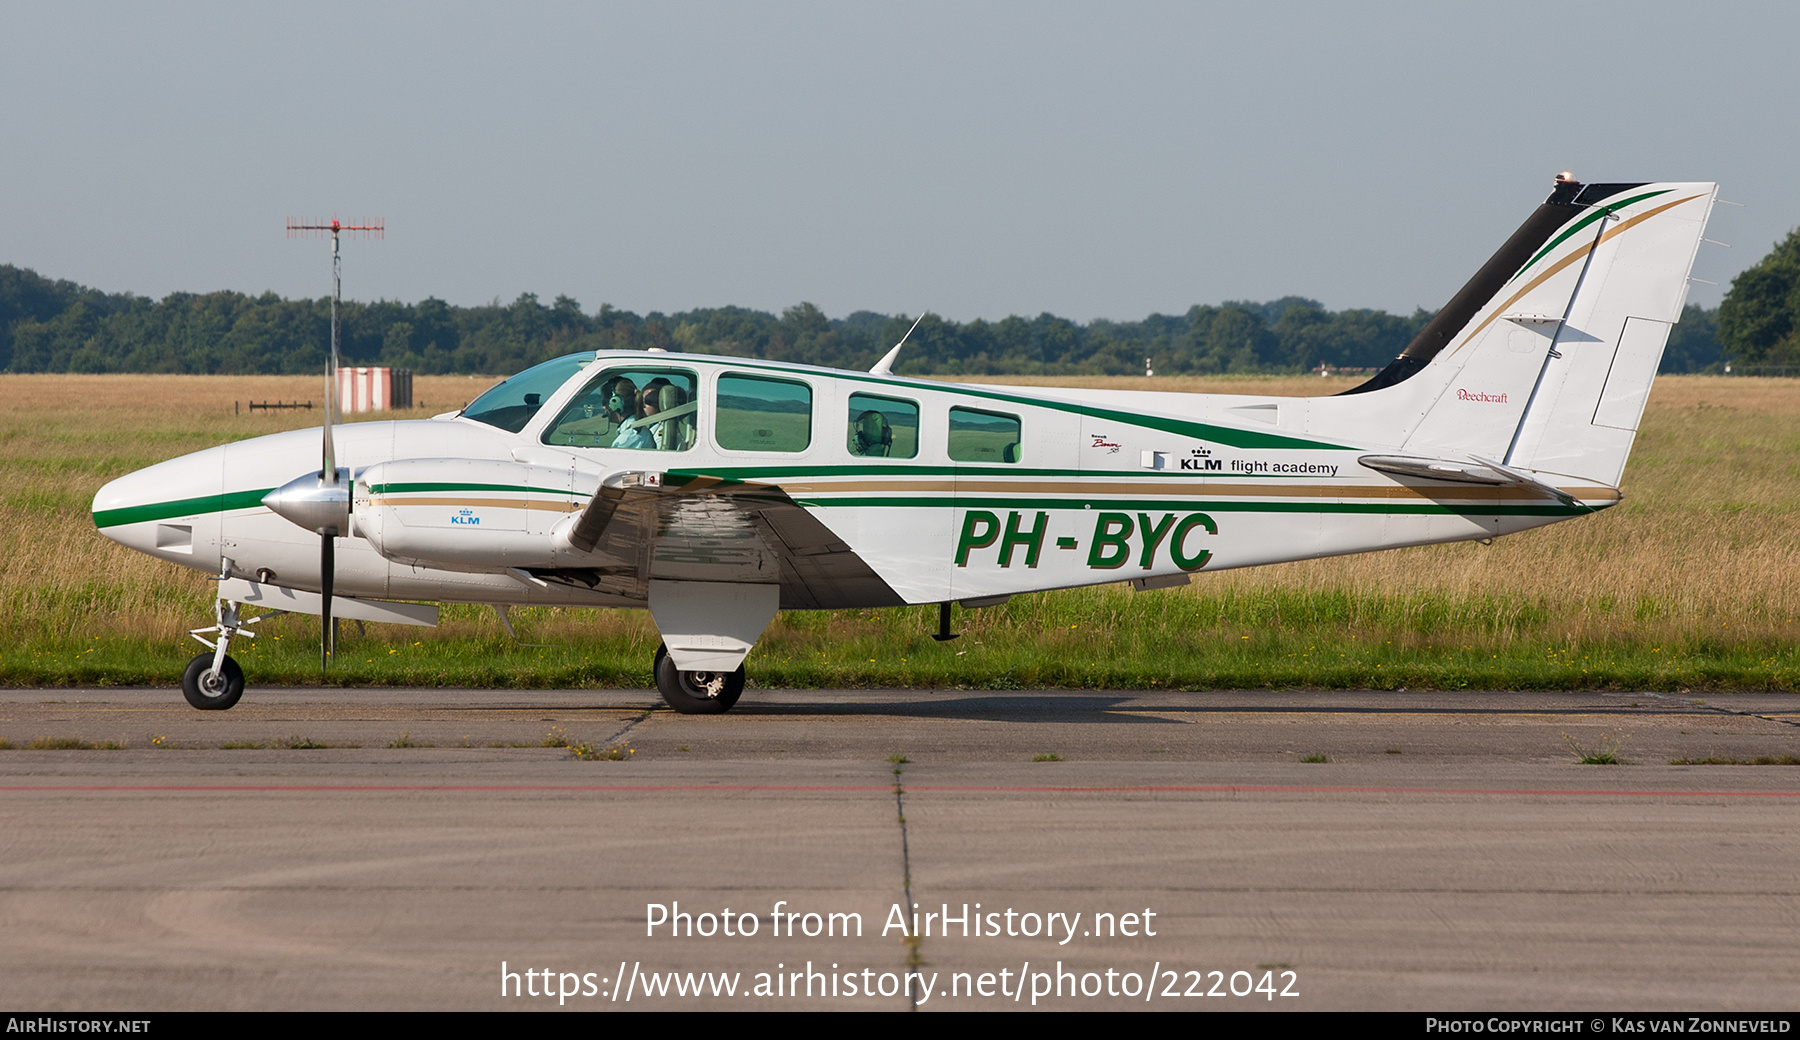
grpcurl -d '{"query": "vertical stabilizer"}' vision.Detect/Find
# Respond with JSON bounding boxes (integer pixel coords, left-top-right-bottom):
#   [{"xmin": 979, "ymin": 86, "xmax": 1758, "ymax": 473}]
[
  {"xmin": 1502, "ymin": 182, "xmax": 1716, "ymax": 485},
  {"xmin": 1378, "ymin": 179, "xmax": 1715, "ymax": 486}
]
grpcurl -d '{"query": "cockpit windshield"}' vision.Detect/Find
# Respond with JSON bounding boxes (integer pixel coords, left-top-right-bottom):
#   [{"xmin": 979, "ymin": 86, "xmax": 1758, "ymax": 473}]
[{"xmin": 460, "ymin": 353, "xmax": 594, "ymax": 433}]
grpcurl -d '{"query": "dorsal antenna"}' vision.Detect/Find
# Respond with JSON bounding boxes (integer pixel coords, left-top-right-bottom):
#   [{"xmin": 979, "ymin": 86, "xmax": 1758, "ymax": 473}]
[{"xmin": 870, "ymin": 312, "xmax": 927, "ymax": 376}]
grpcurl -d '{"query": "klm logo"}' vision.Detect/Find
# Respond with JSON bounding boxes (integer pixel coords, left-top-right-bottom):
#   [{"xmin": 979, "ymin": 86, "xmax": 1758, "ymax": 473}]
[
  {"xmin": 1180, "ymin": 448, "xmax": 1221, "ymax": 472},
  {"xmin": 451, "ymin": 508, "xmax": 481, "ymax": 526}
]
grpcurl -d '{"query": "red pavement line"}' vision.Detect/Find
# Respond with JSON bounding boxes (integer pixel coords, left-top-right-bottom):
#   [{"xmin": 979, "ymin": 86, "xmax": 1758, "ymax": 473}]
[{"xmin": 0, "ymin": 784, "xmax": 1796, "ymax": 797}]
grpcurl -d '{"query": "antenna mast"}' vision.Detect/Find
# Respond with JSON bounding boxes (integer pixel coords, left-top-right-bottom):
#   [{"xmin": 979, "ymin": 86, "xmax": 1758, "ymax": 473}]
[
  {"xmin": 283, "ymin": 217, "xmax": 383, "ymax": 663},
  {"xmin": 287, "ymin": 217, "xmax": 384, "ymax": 477}
]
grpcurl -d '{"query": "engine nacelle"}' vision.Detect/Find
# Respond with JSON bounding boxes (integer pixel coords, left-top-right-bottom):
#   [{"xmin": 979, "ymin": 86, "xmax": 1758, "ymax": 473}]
[{"xmin": 353, "ymin": 457, "xmax": 599, "ymax": 571}]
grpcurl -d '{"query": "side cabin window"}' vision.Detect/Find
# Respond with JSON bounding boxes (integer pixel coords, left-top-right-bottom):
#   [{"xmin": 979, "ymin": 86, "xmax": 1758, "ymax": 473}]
[
  {"xmin": 541, "ymin": 368, "xmax": 699, "ymax": 451},
  {"xmin": 717, "ymin": 374, "xmax": 812, "ymax": 453},
  {"xmin": 948, "ymin": 407, "xmax": 1021, "ymax": 463},
  {"xmin": 846, "ymin": 393, "xmax": 919, "ymax": 459},
  {"xmin": 462, "ymin": 353, "xmax": 593, "ymax": 433}
]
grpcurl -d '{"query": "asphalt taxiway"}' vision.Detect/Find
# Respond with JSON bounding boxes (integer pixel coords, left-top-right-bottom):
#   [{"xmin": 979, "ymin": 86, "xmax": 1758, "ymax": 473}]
[{"xmin": 2, "ymin": 687, "xmax": 1797, "ymax": 1011}]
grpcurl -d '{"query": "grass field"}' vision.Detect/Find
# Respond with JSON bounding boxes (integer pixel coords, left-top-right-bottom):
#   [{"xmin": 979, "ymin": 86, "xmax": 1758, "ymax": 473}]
[{"xmin": 3, "ymin": 371, "xmax": 1797, "ymax": 691}]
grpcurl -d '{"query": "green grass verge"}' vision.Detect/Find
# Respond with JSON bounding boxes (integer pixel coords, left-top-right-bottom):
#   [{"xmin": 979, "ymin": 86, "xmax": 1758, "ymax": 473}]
[{"xmin": 3, "ymin": 592, "xmax": 1797, "ymax": 691}]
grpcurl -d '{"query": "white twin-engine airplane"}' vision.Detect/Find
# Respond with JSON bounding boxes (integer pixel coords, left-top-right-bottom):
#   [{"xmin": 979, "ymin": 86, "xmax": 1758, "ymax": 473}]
[{"xmin": 93, "ymin": 177, "xmax": 1716, "ymax": 713}]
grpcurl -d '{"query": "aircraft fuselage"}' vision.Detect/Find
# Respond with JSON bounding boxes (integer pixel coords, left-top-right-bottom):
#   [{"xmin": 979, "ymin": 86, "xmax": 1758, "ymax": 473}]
[{"xmin": 93, "ymin": 353, "xmax": 1609, "ymax": 612}]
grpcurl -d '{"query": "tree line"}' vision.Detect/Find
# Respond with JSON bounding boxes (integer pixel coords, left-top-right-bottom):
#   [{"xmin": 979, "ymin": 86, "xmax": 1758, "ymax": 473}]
[
  {"xmin": 0, "ymin": 261, "xmax": 1740, "ymax": 378},
  {"xmin": 1717, "ymin": 228, "xmax": 1800, "ymax": 368}
]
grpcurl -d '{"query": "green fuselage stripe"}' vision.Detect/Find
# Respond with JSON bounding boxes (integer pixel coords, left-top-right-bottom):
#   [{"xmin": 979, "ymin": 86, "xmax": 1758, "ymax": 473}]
[
  {"xmin": 364, "ymin": 481, "xmax": 577, "ymax": 496},
  {"xmin": 92, "ymin": 488, "xmax": 273, "ymax": 529},
  {"xmin": 667, "ymin": 464, "xmax": 1341, "ymax": 482},
  {"xmin": 96, "ymin": 477, "xmax": 1591, "ymax": 529},
  {"xmin": 96, "ymin": 482, "xmax": 588, "ymax": 529},
  {"xmin": 792, "ymin": 495, "xmax": 1587, "ymax": 518}
]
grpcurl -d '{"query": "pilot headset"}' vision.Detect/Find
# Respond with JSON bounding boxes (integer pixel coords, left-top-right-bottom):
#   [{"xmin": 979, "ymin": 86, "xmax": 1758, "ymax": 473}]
[
  {"xmin": 607, "ymin": 380, "xmax": 634, "ymax": 418},
  {"xmin": 855, "ymin": 410, "xmax": 892, "ymax": 452}
]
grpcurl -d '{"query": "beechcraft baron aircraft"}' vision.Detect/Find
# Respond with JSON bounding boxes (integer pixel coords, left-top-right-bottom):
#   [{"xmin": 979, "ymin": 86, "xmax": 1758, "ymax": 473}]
[{"xmin": 93, "ymin": 176, "xmax": 1716, "ymax": 713}]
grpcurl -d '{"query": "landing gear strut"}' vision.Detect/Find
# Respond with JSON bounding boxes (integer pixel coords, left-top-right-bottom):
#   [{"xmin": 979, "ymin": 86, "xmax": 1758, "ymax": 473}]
[
  {"xmin": 653, "ymin": 643, "xmax": 745, "ymax": 715},
  {"xmin": 183, "ymin": 579, "xmax": 262, "ymax": 711}
]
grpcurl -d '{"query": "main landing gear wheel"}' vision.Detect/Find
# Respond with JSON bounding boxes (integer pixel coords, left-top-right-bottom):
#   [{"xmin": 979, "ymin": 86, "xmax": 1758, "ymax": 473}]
[
  {"xmin": 182, "ymin": 652, "xmax": 245, "ymax": 711},
  {"xmin": 653, "ymin": 644, "xmax": 745, "ymax": 715}
]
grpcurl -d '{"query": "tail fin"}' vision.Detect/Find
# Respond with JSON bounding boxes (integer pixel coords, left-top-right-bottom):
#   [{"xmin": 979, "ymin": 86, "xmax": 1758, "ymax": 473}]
[{"xmin": 1350, "ymin": 178, "xmax": 1716, "ymax": 488}]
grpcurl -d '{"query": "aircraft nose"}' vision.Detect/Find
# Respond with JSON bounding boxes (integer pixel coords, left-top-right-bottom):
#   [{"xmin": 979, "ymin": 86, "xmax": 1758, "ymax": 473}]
[{"xmin": 92, "ymin": 445, "xmax": 227, "ymax": 564}]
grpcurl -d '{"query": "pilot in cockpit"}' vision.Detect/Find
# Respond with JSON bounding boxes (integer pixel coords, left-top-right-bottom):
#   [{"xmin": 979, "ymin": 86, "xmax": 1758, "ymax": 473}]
[
  {"xmin": 849, "ymin": 409, "xmax": 892, "ymax": 457},
  {"xmin": 649, "ymin": 384, "xmax": 696, "ymax": 451},
  {"xmin": 609, "ymin": 382, "xmax": 653, "ymax": 449}
]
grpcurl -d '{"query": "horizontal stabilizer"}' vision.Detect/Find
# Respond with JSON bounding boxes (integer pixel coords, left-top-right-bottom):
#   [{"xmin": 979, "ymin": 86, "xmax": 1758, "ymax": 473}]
[
  {"xmin": 1359, "ymin": 454, "xmax": 1614, "ymax": 509},
  {"xmin": 1469, "ymin": 455, "xmax": 1592, "ymax": 508},
  {"xmin": 1357, "ymin": 455, "xmax": 1513, "ymax": 486}
]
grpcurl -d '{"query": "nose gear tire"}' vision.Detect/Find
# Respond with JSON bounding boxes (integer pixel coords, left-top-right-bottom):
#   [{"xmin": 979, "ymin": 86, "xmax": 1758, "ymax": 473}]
[
  {"xmin": 181, "ymin": 652, "xmax": 245, "ymax": 710},
  {"xmin": 653, "ymin": 643, "xmax": 745, "ymax": 714}
]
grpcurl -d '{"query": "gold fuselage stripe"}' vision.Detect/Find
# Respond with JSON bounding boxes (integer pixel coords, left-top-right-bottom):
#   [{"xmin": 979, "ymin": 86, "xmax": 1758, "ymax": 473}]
[
  {"xmin": 777, "ymin": 478, "xmax": 1615, "ymax": 501},
  {"xmin": 369, "ymin": 495, "xmax": 584, "ymax": 513},
  {"xmin": 369, "ymin": 479, "xmax": 1618, "ymax": 509}
]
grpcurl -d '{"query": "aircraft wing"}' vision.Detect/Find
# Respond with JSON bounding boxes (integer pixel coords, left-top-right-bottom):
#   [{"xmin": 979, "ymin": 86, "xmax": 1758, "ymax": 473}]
[{"xmin": 530, "ymin": 470, "xmax": 905, "ymax": 610}]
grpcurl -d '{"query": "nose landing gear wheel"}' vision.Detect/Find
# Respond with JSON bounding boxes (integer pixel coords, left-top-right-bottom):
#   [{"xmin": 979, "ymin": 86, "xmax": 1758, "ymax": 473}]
[
  {"xmin": 181, "ymin": 652, "xmax": 245, "ymax": 711},
  {"xmin": 653, "ymin": 644, "xmax": 745, "ymax": 714}
]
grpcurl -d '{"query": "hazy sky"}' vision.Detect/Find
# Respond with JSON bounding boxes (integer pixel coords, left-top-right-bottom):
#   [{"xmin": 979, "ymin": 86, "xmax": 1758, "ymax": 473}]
[{"xmin": 3, "ymin": 2, "xmax": 1794, "ymax": 322}]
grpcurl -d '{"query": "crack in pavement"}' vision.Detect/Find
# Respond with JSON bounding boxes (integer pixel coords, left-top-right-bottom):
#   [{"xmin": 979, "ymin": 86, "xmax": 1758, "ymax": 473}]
[
  {"xmin": 1642, "ymin": 690, "xmax": 1800, "ymax": 730},
  {"xmin": 891, "ymin": 755, "xmax": 919, "ymax": 1012},
  {"xmin": 598, "ymin": 703, "xmax": 658, "ymax": 748}
]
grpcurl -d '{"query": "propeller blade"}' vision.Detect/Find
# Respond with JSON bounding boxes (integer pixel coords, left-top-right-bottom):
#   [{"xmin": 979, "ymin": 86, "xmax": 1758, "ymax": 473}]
[
  {"xmin": 321, "ymin": 533, "xmax": 334, "ymax": 670},
  {"xmin": 323, "ymin": 382, "xmax": 337, "ymax": 481},
  {"xmin": 323, "ymin": 359, "xmax": 338, "ymax": 483}
]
